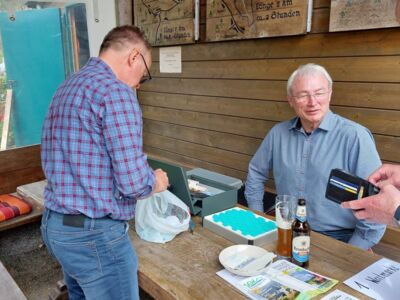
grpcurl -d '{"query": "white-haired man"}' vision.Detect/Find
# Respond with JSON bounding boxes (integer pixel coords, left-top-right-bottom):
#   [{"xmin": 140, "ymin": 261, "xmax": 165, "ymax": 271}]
[{"xmin": 245, "ymin": 63, "xmax": 386, "ymax": 250}]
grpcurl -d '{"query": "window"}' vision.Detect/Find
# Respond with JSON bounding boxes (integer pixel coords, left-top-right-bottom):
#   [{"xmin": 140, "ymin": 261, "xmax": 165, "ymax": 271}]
[{"xmin": 0, "ymin": 0, "xmax": 116, "ymax": 150}]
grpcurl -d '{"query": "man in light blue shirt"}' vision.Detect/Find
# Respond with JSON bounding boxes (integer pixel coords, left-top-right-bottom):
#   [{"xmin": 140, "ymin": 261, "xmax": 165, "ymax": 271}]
[{"xmin": 245, "ymin": 63, "xmax": 386, "ymax": 250}]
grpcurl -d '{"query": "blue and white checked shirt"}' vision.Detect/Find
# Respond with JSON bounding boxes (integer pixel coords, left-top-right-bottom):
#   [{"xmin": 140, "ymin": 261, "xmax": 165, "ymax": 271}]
[
  {"xmin": 41, "ymin": 57, "xmax": 155, "ymax": 220},
  {"xmin": 245, "ymin": 111, "xmax": 386, "ymax": 249}
]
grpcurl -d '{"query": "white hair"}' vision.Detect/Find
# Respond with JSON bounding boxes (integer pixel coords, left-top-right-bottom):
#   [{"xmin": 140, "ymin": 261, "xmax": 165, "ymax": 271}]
[{"xmin": 287, "ymin": 63, "xmax": 333, "ymax": 95}]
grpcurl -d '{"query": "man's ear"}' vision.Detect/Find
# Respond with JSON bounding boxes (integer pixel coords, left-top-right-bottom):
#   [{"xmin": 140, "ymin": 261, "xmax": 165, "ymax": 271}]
[
  {"xmin": 128, "ymin": 48, "xmax": 140, "ymax": 66},
  {"xmin": 287, "ymin": 96, "xmax": 294, "ymax": 108},
  {"xmin": 327, "ymin": 89, "xmax": 333, "ymax": 104}
]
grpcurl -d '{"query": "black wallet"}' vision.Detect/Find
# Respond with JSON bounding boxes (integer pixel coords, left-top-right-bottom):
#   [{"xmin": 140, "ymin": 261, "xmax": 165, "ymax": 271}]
[{"xmin": 325, "ymin": 169, "xmax": 380, "ymax": 204}]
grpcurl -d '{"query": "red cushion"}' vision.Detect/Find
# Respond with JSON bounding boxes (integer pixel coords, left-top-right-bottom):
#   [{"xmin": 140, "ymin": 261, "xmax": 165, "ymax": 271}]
[{"xmin": 0, "ymin": 194, "xmax": 32, "ymax": 222}]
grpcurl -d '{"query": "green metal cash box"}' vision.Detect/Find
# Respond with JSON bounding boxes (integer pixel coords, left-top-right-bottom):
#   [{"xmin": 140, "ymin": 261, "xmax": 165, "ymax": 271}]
[{"xmin": 147, "ymin": 158, "xmax": 239, "ymax": 217}]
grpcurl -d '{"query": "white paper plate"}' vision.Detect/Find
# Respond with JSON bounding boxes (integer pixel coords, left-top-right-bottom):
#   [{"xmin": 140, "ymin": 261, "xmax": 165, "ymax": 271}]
[{"xmin": 219, "ymin": 245, "xmax": 276, "ymax": 277}]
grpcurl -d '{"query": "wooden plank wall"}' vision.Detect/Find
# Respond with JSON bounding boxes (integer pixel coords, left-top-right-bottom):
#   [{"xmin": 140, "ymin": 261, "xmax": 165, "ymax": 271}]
[
  {"xmin": 0, "ymin": 145, "xmax": 44, "ymax": 194},
  {"xmin": 139, "ymin": 0, "xmax": 400, "ymax": 185}
]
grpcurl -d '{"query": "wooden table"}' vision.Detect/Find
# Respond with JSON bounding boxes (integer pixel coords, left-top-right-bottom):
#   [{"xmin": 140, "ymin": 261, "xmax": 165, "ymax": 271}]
[
  {"xmin": 0, "ymin": 260, "xmax": 27, "ymax": 300},
  {"xmin": 130, "ymin": 214, "xmax": 397, "ymax": 300}
]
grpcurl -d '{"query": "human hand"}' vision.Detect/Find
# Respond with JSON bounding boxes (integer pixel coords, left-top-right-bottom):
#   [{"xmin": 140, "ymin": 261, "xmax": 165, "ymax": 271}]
[
  {"xmin": 341, "ymin": 184, "xmax": 400, "ymax": 225},
  {"xmin": 153, "ymin": 168, "xmax": 169, "ymax": 194},
  {"xmin": 368, "ymin": 164, "xmax": 400, "ymax": 189}
]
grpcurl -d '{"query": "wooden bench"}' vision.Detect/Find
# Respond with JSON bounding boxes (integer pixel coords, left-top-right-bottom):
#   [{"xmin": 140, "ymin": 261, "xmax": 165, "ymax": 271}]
[
  {"xmin": 0, "ymin": 181, "xmax": 46, "ymax": 232},
  {"xmin": 0, "ymin": 260, "xmax": 27, "ymax": 300}
]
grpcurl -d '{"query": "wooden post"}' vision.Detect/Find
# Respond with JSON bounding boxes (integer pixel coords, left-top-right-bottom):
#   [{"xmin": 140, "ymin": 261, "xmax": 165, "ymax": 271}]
[
  {"xmin": 116, "ymin": 0, "xmax": 133, "ymax": 25},
  {"xmin": 1, "ymin": 89, "xmax": 12, "ymax": 150}
]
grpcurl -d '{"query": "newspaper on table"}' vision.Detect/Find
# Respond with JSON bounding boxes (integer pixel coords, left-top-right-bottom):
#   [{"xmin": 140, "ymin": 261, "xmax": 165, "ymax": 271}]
[{"xmin": 217, "ymin": 259, "xmax": 338, "ymax": 300}]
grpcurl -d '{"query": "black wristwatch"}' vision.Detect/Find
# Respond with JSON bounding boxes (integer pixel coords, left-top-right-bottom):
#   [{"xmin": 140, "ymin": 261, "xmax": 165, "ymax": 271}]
[{"xmin": 394, "ymin": 205, "xmax": 400, "ymax": 222}]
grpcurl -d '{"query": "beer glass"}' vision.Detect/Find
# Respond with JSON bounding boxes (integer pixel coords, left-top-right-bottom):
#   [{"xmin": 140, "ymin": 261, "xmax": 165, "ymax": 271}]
[{"xmin": 275, "ymin": 195, "xmax": 297, "ymax": 259}]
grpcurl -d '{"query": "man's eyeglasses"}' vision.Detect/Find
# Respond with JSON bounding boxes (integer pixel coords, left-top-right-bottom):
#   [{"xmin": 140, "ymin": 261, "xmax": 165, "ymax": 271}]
[
  {"xmin": 139, "ymin": 53, "xmax": 152, "ymax": 84},
  {"xmin": 292, "ymin": 90, "xmax": 330, "ymax": 103}
]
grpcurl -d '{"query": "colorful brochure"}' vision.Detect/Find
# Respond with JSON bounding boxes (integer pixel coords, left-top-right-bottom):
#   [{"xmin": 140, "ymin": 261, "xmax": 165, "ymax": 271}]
[{"xmin": 217, "ymin": 259, "xmax": 338, "ymax": 300}]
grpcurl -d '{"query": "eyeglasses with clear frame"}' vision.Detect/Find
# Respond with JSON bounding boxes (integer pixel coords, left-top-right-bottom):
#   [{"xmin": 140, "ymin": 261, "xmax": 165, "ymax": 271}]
[
  {"xmin": 139, "ymin": 53, "xmax": 152, "ymax": 84},
  {"xmin": 291, "ymin": 90, "xmax": 330, "ymax": 103}
]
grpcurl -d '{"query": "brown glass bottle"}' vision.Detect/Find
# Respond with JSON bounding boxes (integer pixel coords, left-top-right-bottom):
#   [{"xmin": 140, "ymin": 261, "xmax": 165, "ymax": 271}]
[{"xmin": 291, "ymin": 199, "xmax": 311, "ymax": 267}]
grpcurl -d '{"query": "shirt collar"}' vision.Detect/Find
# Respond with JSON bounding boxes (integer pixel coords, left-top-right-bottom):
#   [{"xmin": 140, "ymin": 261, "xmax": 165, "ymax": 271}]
[
  {"xmin": 318, "ymin": 110, "xmax": 334, "ymax": 131},
  {"xmin": 289, "ymin": 110, "xmax": 334, "ymax": 133},
  {"xmin": 289, "ymin": 117, "xmax": 301, "ymax": 131},
  {"xmin": 86, "ymin": 57, "xmax": 116, "ymax": 78}
]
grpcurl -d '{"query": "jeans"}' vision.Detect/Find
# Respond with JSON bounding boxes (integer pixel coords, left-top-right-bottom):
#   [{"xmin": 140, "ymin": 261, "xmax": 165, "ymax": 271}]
[
  {"xmin": 41, "ymin": 208, "xmax": 139, "ymax": 300},
  {"xmin": 317, "ymin": 228, "xmax": 354, "ymax": 243}
]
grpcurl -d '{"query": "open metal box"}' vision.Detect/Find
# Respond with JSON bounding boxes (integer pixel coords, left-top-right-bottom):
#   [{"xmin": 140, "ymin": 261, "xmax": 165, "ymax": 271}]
[{"xmin": 147, "ymin": 158, "xmax": 238, "ymax": 217}]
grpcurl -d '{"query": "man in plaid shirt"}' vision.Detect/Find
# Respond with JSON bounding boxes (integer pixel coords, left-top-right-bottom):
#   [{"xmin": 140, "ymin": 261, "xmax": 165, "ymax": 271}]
[{"xmin": 41, "ymin": 26, "xmax": 168, "ymax": 300}]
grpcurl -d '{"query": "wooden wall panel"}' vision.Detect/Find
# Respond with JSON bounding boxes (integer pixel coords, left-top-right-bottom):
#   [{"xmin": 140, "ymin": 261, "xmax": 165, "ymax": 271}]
[
  {"xmin": 143, "ymin": 108, "xmax": 400, "ymax": 163},
  {"xmin": 313, "ymin": 0, "xmax": 330, "ymax": 8},
  {"xmin": 0, "ymin": 145, "xmax": 44, "ymax": 194},
  {"xmin": 375, "ymin": 136, "xmax": 400, "ymax": 163},
  {"xmin": 150, "ymin": 57, "xmax": 400, "ymax": 82},
  {"xmin": 142, "ymin": 105, "xmax": 274, "ymax": 138},
  {"xmin": 140, "ymin": 92, "xmax": 400, "ymax": 136},
  {"xmin": 143, "ymin": 120, "xmax": 261, "ymax": 155},
  {"xmin": 150, "ymin": 29, "xmax": 400, "ymax": 61},
  {"xmin": 141, "ymin": 79, "xmax": 400, "ymax": 110},
  {"xmin": 139, "ymin": 2, "xmax": 400, "ymax": 185},
  {"xmin": 140, "ymin": 92, "xmax": 295, "ymax": 121},
  {"xmin": 311, "ymin": 7, "xmax": 330, "ymax": 33},
  {"xmin": 0, "ymin": 145, "xmax": 41, "ymax": 173},
  {"xmin": 144, "ymin": 133, "xmax": 251, "ymax": 171},
  {"xmin": 144, "ymin": 146, "xmax": 248, "ymax": 180}
]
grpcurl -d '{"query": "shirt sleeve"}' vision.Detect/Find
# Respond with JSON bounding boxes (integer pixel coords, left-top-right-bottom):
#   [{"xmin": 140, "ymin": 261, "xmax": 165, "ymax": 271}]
[
  {"xmin": 102, "ymin": 86, "xmax": 155, "ymax": 200},
  {"xmin": 245, "ymin": 131, "xmax": 274, "ymax": 212},
  {"xmin": 347, "ymin": 126, "xmax": 386, "ymax": 249}
]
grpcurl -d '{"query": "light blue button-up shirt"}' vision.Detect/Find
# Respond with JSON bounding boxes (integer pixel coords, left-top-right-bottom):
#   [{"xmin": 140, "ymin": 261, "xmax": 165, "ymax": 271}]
[{"xmin": 245, "ymin": 111, "xmax": 386, "ymax": 249}]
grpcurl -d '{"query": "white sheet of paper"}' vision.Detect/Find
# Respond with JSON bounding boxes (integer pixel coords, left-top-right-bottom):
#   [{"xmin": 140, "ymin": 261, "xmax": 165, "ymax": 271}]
[
  {"xmin": 344, "ymin": 258, "xmax": 400, "ymax": 300},
  {"xmin": 321, "ymin": 289, "xmax": 359, "ymax": 300},
  {"xmin": 159, "ymin": 46, "xmax": 181, "ymax": 73}
]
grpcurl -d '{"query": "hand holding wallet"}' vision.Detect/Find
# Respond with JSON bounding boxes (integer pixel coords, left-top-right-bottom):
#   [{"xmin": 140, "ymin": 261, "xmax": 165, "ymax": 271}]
[{"xmin": 325, "ymin": 169, "xmax": 380, "ymax": 204}]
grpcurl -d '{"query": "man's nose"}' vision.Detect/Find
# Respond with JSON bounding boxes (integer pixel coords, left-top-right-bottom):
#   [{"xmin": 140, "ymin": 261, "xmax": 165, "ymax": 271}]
[{"xmin": 306, "ymin": 95, "xmax": 317, "ymax": 105}]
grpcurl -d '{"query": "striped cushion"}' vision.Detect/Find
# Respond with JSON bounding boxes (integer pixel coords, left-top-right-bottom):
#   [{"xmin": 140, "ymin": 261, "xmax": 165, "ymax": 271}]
[{"xmin": 0, "ymin": 194, "xmax": 32, "ymax": 222}]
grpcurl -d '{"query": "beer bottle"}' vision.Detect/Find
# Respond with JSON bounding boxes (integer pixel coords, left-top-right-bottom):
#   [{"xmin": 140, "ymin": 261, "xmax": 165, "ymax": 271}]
[{"xmin": 291, "ymin": 199, "xmax": 311, "ymax": 267}]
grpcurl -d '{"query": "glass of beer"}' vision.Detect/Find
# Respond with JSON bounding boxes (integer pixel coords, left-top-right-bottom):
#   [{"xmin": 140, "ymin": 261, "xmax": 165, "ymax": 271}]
[{"xmin": 275, "ymin": 195, "xmax": 297, "ymax": 259}]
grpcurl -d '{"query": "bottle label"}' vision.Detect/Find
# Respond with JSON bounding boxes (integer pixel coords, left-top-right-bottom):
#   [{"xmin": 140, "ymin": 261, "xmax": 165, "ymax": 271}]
[
  {"xmin": 292, "ymin": 236, "xmax": 310, "ymax": 263},
  {"xmin": 296, "ymin": 206, "xmax": 306, "ymax": 222}
]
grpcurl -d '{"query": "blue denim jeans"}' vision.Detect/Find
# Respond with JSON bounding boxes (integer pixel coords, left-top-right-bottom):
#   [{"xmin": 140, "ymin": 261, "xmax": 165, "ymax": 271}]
[
  {"xmin": 41, "ymin": 208, "xmax": 139, "ymax": 300},
  {"xmin": 317, "ymin": 228, "xmax": 354, "ymax": 243}
]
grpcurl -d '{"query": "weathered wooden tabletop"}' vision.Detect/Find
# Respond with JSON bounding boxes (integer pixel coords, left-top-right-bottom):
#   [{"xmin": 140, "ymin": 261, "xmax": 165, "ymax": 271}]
[
  {"xmin": 130, "ymin": 213, "xmax": 394, "ymax": 300},
  {"xmin": 0, "ymin": 260, "xmax": 27, "ymax": 300}
]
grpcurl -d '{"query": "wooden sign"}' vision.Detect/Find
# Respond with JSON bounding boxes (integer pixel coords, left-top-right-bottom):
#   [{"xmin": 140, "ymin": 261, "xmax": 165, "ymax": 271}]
[
  {"xmin": 330, "ymin": 0, "xmax": 400, "ymax": 32},
  {"xmin": 206, "ymin": 0, "xmax": 310, "ymax": 42},
  {"xmin": 134, "ymin": 0, "xmax": 196, "ymax": 46}
]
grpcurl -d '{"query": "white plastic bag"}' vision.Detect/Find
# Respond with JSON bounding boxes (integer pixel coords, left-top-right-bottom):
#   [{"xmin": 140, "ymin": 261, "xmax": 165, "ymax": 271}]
[{"xmin": 135, "ymin": 190, "xmax": 190, "ymax": 243}]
